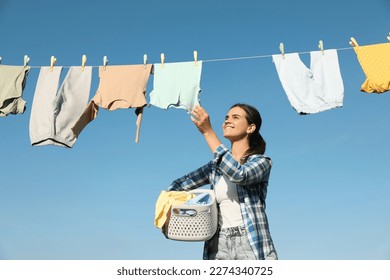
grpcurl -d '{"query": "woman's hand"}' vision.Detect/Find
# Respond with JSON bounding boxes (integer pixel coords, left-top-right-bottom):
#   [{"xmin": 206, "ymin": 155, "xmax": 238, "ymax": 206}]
[
  {"xmin": 191, "ymin": 105, "xmax": 222, "ymax": 153},
  {"xmin": 191, "ymin": 105, "xmax": 213, "ymax": 134}
]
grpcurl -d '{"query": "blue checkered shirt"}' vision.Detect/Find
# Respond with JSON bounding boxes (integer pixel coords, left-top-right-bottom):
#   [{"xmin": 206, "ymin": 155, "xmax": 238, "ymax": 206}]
[{"xmin": 168, "ymin": 144, "xmax": 277, "ymax": 260}]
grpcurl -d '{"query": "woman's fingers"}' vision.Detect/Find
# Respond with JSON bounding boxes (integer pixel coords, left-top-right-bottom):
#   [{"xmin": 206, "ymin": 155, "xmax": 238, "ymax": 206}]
[
  {"xmin": 191, "ymin": 105, "xmax": 212, "ymax": 134},
  {"xmin": 192, "ymin": 105, "xmax": 207, "ymax": 121}
]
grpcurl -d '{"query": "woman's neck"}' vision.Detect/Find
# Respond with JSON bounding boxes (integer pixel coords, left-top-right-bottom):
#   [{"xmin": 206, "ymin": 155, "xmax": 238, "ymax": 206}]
[{"xmin": 231, "ymin": 139, "xmax": 250, "ymax": 162}]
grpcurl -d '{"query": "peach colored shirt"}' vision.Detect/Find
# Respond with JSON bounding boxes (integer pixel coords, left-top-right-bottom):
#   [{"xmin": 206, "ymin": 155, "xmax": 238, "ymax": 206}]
[{"xmin": 72, "ymin": 64, "xmax": 152, "ymax": 142}]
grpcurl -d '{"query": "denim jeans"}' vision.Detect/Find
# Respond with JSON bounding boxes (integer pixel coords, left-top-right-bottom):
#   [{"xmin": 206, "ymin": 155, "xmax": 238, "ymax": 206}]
[{"xmin": 209, "ymin": 226, "xmax": 256, "ymax": 260}]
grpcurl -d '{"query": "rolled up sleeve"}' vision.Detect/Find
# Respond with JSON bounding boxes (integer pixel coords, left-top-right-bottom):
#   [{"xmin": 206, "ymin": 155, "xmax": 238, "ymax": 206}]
[{"xmin": 213, "ymin": 144, "xmax": 272, "ymax": 185}]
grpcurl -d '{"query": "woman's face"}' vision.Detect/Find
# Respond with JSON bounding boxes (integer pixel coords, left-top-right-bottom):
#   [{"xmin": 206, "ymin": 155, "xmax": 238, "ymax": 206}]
[{"xmin": 222, "ymin": 106, "xmax": 255, "ymax": 142}]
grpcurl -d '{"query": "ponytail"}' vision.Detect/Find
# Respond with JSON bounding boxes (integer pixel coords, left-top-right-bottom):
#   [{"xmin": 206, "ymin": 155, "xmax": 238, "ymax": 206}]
[{"xmin": 241, "ymin": 132, "xmax": 266, "ymax": 163}]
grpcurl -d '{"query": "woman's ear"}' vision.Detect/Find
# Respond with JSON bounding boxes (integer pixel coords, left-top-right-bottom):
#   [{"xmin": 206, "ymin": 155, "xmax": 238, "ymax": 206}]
[{"xmin": 247, "ymin": 124, "xmax": 256, "ymax": 134}]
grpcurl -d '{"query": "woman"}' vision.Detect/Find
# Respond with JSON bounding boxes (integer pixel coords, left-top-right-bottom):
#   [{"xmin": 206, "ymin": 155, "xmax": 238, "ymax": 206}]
[{"xmin": 167, "ymin": 103, "xmax": 277, "ymax": 260}]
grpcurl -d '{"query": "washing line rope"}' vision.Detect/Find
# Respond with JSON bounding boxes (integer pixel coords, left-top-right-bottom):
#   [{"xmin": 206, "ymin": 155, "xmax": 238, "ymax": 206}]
[
  {"xmin": 203, "ymin": 47, "xmax": 353, "ymax": 62},
  {"xmin": 21, "ymin": 46, "xmax": 354, "ymax": 69}
]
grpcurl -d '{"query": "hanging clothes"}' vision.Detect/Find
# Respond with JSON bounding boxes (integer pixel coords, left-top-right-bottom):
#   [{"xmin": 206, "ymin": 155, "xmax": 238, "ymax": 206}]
[
  {"xmin": 149, "ymin": 61, "xmax": 202, "ymax": 113},
  {"xmin": 154, "ymin": 190, "xmax": 196, "ymax": 229},
  {"xmin": 272, "ymin": 50, "xmax": 344, "ymax": 114},
  {"xmin": 350, "ymin": 40, "xmax": 390, "ymax": 93},
  {"xmin": 72, "ymin": 64, "xmax": 152, "ymax": 143},
  {"xmin": 0, "ymin": 65, "xmax": 30, "ymax": 117},
  {"xmin": 29, "ymin": 66, "xmax": 92, "ymax": 148}
]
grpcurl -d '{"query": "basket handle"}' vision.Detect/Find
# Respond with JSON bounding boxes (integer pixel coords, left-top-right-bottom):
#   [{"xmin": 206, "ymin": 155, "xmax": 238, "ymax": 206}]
[{"xmin": 172, "ymin": 208, "xmax": 198, "ymax": 217}]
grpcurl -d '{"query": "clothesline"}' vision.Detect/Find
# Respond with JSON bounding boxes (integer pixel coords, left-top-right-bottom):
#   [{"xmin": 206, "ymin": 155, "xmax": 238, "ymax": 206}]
[
  {"xmin": 203, "ymin": 47, "xmax": 353, "ymax": 63},
  {"xmin": 9, "ymin": 46, "xmax": 354, "ymax": 69},
  {"xmin": 1, "ymin": 39, "xmax": 389, "ymax": 148}
]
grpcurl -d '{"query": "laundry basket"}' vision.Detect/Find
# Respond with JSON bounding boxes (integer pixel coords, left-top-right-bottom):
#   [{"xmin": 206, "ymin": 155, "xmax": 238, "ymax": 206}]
[{"xmin": 165, "ymin": 189, "xmax": 218, "ymax": 242}]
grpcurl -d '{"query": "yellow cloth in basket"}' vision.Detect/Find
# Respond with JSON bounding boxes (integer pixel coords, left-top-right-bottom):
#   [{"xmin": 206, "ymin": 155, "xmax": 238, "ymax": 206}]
[{"xmin": 154, "ymin": 191, "xmax": 196, "ymax": 229}]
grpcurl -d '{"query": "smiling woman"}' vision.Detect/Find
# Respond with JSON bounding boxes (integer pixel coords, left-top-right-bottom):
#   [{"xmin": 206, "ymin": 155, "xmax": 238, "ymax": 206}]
[
  {"xmin": 1, "ymin": 0, "xmax": 389, "ymax": 262},
  {"xmin": 167, "ymin": 103, "xmax": 278, "ymax": 260},
  {"xmin": 223, "ymin": 104, "xmax": 266, "ymax": 163}
]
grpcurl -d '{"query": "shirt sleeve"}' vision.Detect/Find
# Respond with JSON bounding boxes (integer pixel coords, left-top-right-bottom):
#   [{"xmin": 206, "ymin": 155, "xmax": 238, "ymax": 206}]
[
  {"xmin": 213, "ymin": 144, "xmax": 272, "ymax": 185},
  {"xmin": 167, "ymin": 162, "xmax": 212, "ymax": 191}
]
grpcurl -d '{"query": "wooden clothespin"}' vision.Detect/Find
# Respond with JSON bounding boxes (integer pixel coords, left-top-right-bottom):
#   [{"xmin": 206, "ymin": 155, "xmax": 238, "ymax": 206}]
[
  {"xmin": 24, "ymin": 55, "xmax": 30, "ymax": 66},
  {"xmin": 81, "ymin": 54, "xmax": 87, "ymax": 71},
  {"xmin": 318, "ymin": 40, "xmax": 324, "ymax": 55},
  {"xmin": 50, "ymin": 56, "xmax": 57, "ymax": 72},
  {"xmin": 143, "ymin": 54, "xmax": 148, "ymax": 69},
  {"xmin": 194, "ymin": 50, "xmax": 198, "ymax": 66},
  {"xmin": 160, "ymin": 53, "xmax": 165, "ymax": 68},
  {"xmin": 103, "ymin": 56, "xmax": 108, "ymax": 71},
  {"xmin": 349, "ymin": 37, "xmax": 359, "ymax": 47},
  {"xmin": 279, "ymin": 43, "xmax": 285, "ymax": 59}
]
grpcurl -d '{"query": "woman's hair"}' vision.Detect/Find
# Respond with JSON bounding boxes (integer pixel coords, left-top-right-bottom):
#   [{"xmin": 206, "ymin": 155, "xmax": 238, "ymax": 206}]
[{"xmin": 230, "ymin": 103, "xmax": 266, "ymax": 163}]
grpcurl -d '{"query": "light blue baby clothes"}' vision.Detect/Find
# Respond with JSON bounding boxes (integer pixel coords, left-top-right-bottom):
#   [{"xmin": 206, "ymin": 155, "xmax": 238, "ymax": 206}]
[
  {"xmin": 185, "ymin": 192, "xmax": 212, "ymax": 205},
  {"xmin": 149, "ymin": 61, "xmax": 202, "ymax": 113}
]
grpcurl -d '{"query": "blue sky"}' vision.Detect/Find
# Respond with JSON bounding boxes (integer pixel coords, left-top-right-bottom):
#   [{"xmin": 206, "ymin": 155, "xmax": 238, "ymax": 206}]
[{"xmin": 0, "ymin": 0, "xmax": 389, "ymax": 260}]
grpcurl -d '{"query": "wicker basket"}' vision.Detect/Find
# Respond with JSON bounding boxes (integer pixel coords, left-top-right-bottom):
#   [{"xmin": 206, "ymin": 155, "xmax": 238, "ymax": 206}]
[{"xmin": 165, "ymin": 189, "xmax": 218, "ymax": 242}]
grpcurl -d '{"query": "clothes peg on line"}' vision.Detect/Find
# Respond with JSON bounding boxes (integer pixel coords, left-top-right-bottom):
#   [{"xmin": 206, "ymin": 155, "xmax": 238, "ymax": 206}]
[
  {"xmin": 318, "ymin": 40, "xmax": 324, "ymax": 55},
  {"xmin": 194, "ymin": 50, "xmax": 198, "ymax": 66},
  {"xmin": 50, "ymin": 56, "xmax": 57, "ymax": 72},
  {"xmin": 103, "ymin": 56, "xmax": 108, "ymax": 70},
  {"xmin": 279, "ymin": 43, "xmax": 285, "ymax": 59},
  {"xmin": 143, "ymin": 54, "xmax": 148, "ymax": 69},
  {"xmin": 349, "ymin": 37, "xmax": 359, "ymax": 47},
  {"xmin": 81, "ymin": 54, "xmax": 87, "ymax": 71},
  {"xmin": 24, "ymin": 55, "xmax": 30, "ymax": 66},
  {"xmin": 160, "ymin": 53, "xmax": 165, "ymax": 68}
]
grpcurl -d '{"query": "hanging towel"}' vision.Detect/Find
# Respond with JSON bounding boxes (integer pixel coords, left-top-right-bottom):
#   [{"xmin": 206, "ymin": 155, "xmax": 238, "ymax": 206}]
[
  {"xmin": 272, "ymin": 50, "xmax": 344, "ymax": 114},
  {"xmin": 0, "ymin": 65, "xmax": 30, "ymax": 117},
  {"xmin": 29, "ymin": 66, "xmax": 92, "ymax": 148},
  {"xmin": 72, "ymin": 64, "xmax": 152, "ymax": 143},
  {"xmin": 149, "ymin": 61, "xmax": 202, "ymax": 113},
  {"xmin": 351, "ymin": 41, "xmax": 390, "ymax": 93},
  {"xmin": 154, "ymin": 191, "xmax": 195, "ymax": 229}
]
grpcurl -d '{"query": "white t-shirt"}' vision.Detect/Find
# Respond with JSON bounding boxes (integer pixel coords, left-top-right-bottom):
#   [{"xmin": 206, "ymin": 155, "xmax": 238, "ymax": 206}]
[{"xmin": 214, "ymin": 175, "xmax": 244, "ymax": 228}]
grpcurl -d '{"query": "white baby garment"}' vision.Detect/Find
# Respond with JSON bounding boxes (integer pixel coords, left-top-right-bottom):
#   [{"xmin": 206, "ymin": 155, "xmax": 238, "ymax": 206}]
[{"xmin": 272, "ymin": 50, "xmax": 344, "ymax": 114}]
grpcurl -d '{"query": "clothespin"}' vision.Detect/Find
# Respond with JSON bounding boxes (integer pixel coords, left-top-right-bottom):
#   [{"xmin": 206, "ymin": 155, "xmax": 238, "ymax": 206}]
[
  {"xmin": 24, "ymin": 55, "xmax": 30, "ymax": 66},
  {"xmin": 143, "ymin": 54, "xmax": 148, "ymax": 69},
  {"xmin": 160, "ymin": 53, "xmax": 165, "ymax": 68},
  {"xmin": 279, "ymin": 43, "xmax": 285, "ymax": 59},
  {"xmin": 349, "ymin": 37, "xmax": 359, "ymax": 47},
  {"xmin": 81, "ymin": 54, "xmax": 87, "ymax": 72},
  {"xmin": 103, "ymin": 56, "xmax": 108, "ymax": 70},
  {"xmin": 50, "ymin": 56, "xmax": 57, "ymax": 72},
  {"xmin": 318, "ymin": 40, "xmax": 324, "ymax": 55},
  {"xmin": 194, "ymin": 50, "xmax": 198, "ymax": 66}
]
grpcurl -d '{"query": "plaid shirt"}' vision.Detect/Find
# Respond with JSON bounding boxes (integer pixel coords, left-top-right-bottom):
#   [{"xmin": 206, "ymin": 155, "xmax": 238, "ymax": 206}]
[{"xmin": 168, "ymin": 144, "xmax": 277, "ymax": 260}]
